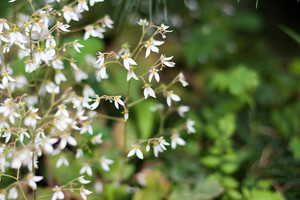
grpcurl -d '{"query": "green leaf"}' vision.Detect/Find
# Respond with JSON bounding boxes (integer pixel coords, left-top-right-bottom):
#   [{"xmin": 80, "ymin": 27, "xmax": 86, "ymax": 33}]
[
  {"xmin": 200, "ymin": 156, "xmax": 220, "ymax": 168},
  {"xmin": 288, "ymin": 137, "xmax": 300, "ymax": 160},
  {"xmin": 248, "ymin": 189, "xmax": 285, "ymax": 200},
  {"xmin": 134, "ymin": 100, "xmax": 157, "ymax": 139},
  {"xmin": 279, "ymin": 25, "xmax": 300, "ymax": 45}
]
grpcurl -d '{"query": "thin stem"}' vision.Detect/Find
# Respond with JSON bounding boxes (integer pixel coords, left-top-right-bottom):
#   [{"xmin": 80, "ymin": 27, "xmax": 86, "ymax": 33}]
[{"xmin": 98, "ymin": 113, "xmax": 124, "ymax": 121}]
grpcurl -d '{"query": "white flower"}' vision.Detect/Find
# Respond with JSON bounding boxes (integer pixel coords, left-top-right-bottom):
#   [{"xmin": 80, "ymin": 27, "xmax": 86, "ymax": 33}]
[
  {"xmin": 56, "ymin": 156, "xmax": 69, "ymax": 168},
  {"xmin": 3, "ymin": 44, "xmax": 10, "ymax": 54},
  {"xmin": 80, "ymin": 186, "xmax": 93, "ymax": 200},
  {"xmin": 100, "ymin": 156, "xmax": 114, "ymax": 171},
  {"xmin": 54, "ymin": 70, "xmax": 67, "ymax": 85},
  {"xmin": 78, "ymin": 0, "xmax": 89, "ymax": 11},
  {"xmin": 80, "ymin": 163, "xmax": 93, "ymax": 176},
  {"xmin": 103, "ymin": 15, "xmax": 113, "ymax": 29},
  {"xmin": 75, "ymin": 70, "xmax": 88, "ymax": 82},
  {"xmin": 59, "ymin": 133, "xmax": 77, "ymax": 149},
  {"xmin": 25, "ymin": 60, "xmax": 38, "ymax": 73},
  {"xmin": 52, "ymin": 186, "xmax": 64, "ymax": 200},
  {"xmin": 70, "ymin": 59, "xmax": 79, "ymax": 70},
  {"xmin": 137, "ymin": 19, "xmax": 149, "ymax": 26},
  {"xmin": 19, "ymin": 128, "xmax": 30, "ymax": 143},
  {"xmin": 153, "ymin": 141, "xmax": 163, "ymax": 157},
  {"xmin": 143, "ymin": 84, "xmax": 156, "ymax": 99},
  {"xmin": 178, "ymin": 72, "xmax": 188, "ymax": 87},
  {"xmin": 166, "ymin": 91, "xmax": 180, "ymax": 107},
  {"xmin": 8, "ymin": 187, "xmax": 18, "ymax": 199},
  {"xmin": 80, "ymin": 121, "xmax": 93, "ymax": 135},
  {"xmin": 89, "ymin": 0, "xmax": 104, "ymax": 6},
  {"xmin": 91, "ymin": 133, "xmax": 103, "ymax": 144},
  {"xmin": 96, "ymin": 65, "xmax": 108, "ymax": 80},
  {"xmin": 52, "ymin": 58, "xmax": 64, "ymax": 69},
  {"xmin": 171, "ymin": 133, "xmax": 186, "ymax": 149},
  {"xmin": 84, "ymin": 25, "xmax": 99, "ymax": 40},
  {"xmin": 83, "ymin": 84, "xmax": 95, "ymax": 97},
  {"xmin": 90, "ymin": 95, "xmax": 101, "ymax": 110},
  {"xmin": 121, "ymin": 53, "xmax": 137, "ymax": 70},
  {"xmin": 95, "ymin": 52, "xmax": 104, "ymax": 67},
  {"xmin": 158, "ymin": 136, "xmax": 169, "ymax": 150},
  {"xmin": 73, "ymin": 40, "xmax": 84, "ymax": 52},
  {"xmin": 38, "ymin": 137, "xmax": 58, "ymax": 154},
  {"xmin": 113, "ymin": 96, "xmax": 125, "ymax": 109},
  {"xmin": 2, "ymin": 132, "xmax": 11, "ymax": 143},
  {"xmin": 46, "ymin": 35, "xmax": 56, "ymax": 49},
  {"xmin": 124, "ymin": 109, "xmax": 129, "ymax": 122},
  {"xmin": 79, "ymin": 176, "xmax": 90, "ymax": 184},
  {"xmin": 145, "ymin": 39, "xmax": 164, "ymax": 58},
  {"xmin": 62, "ymin": 6, "xmax": 79, "ymax": 23},
  {"xmin": 149, "ymin": 68, "xmax": 159, "ymax": 82},
  {"xmin": 127, "ymin": 66, "xmax": 138, "ymax": 81},
  {"xmin": 0, "ymin": 19, "xmax": 10, "ymax": 32},
  {"xmin": 27, "ymin": 173, "xmax": 43, "ymax": 190},
  {"xmin": 0, "ymin": 191, "xmax": 5, "ymax": 200},
  {"xmin": 127, "ymin": 144, "xmax": 143, "ymax": 159},
  {"xmin": 45, "ymin": 81, "xmax": 59, "ymax": 94},
  {"xmin": 57, "ymin": 21, "xmax": 70, "ymax": 32},
  {"xmin": 55, "ymin": 104, "xmax": 69, "ymax": 117},
  {"xmin": 94, "ymin": 181, "xmax": 103, "ymax": 193},
  {"xmin": 178, "ymin": 105, "xmax": 189, "ymax": 117},
  {"xmin": 76, "ymin": 149, "xmax": 84, "ymax": 158},
  {"xmin": 2, "ymin": 71, "xmax": 15, "ymax": 86},
  {"xmin": 160, "ymin": 55, "xmax": 175, "ymax": 67},
  {"xmin": 36, "ymin": 128, "xmax": 46, "ymax": 138},
  {"xmin": 24, "ymin": 107, "xmax": 41, "ymax": 128},
  {"xmin": 158, "ymin": 23, "xmax": 172, "ymax": 38},
  {"xmin": 186, "ymin": 120, "xmax": 196, "ymax": 134}
]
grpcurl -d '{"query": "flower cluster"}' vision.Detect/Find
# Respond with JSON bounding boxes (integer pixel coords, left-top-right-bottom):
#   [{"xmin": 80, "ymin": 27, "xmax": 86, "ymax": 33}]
[{"xmin": 0, "ymin": 0, "xmax": 195, "ymax": 199}]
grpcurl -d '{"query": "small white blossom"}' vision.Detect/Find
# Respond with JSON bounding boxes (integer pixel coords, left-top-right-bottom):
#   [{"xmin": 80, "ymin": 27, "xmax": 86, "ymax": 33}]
[
  {"xmin": 55, "ymin": 104, "xmax": 69, "ymax": 117},
  {"xmin": 113, "ymin": 96, "xmax": 125, "ymax": 109},
  {"xmin": 62, "ymin": 6, "xmax": 79, "ymax": 23},
  {"xmin": 52, "ymin": 186, "xmax": 64, "ymax": 200},
  {"xmin": 166, "ymin": 91, "xmax": 181, "ymax": 107},
  {"xmin": 89, "ymin": 0, "xmax": 104, "ymax": 6},
  {"xmin": 27, "ymin": 173, "xmax": 43, "ymax": 190},
  {"xmin": 91, "ymin": 133, "xmax": 103, "ymax": 144},
  {"xmin": 137, "ymin": 19, "xmax": 149, "ymax": 26},
  {"xmin": 178, "ymin": 72, "xmax": 189, "ymax": 87},
  {"xmin": 160, "ymin": 55, "xmax": 175, "ymax": 67},
  {"xmin": 89, "ymin": 95, "xmax": 101, "ymax": 110},
  {"xmin": 54, "ymin": 70, "xmax": 66, "ymax": 85},
  {"xmin": 57, "ymin": 21, "xmax": 70, "ymax": 32},
  {"xmin": 19, "ymin": 128, "xmax": 30, "ymax": 143},
  {"xmin": 127, "ymin": 144, "xmax": 143, "ymax": 159},
  {"xmin": 171, "ymin": 133, "xmax": 186, "ymax": 149},
  {"xmin": 143, "ymin": 84, "xmax": 156, "ymax": 99},
  {"xmin": 59, "ymin": 133, "xmax": 77, "ymax": 149},
  {"xmin": 80, "ymin": 186, "xmax": 93, "ymax": 200},
  {"xmin": 76, "ymin": 149, "xmax": 84, "ymax": 158},
  {"xmin": 149, "ymin": 68, "xmax": 160, "ymax": 82},
  {"xmin": 56, "ymin": 156, "xmax": 69, "ymax": 168},
  {"xmin": 45, "ymin": 81, "xmax": 59, "ymax": 94},
  {"xmin": 78, "ymin": 0, "xmax": 89, "ymax": 11},
  {"xmin": 24, "ymin": 107, "xmax": 41, "ymax": 128},
  {"xmin": 103, "ymin": 15, "xmax": 113, "ymax": 29},
  {"xmin": 178, "ymin": 105, "xmax": 189, "ymax": 117},
  {"xmin": 145, "ymin": 39, "xmax": 164, "ymax": 58},
  {"xmin": 2, "ymin": 71, "xmax": 15, "ymax": 86},
  {"xmin": 73, "ymin": 40, "xmax": 84, "ymax": 52},
  {"xmin": 127, "ymin": 66, "xmax": 138, "ymax": 81},
  {"xmin": 95, "ymin": 52, "xmax": 104, "ymax": 67},
  {"xmin": 79, "ymin": 176, "xmax": 90, "ymax": 184},
  {"xmin": 83, "ymin": 84, "xmax": 95, "ymax": 97},
  {"xmin": 186, "ymin": 119, "xmax": 196, "ymax": 134},
  {"xmin": 121, "ymin": 53, "xmax": 137, "ymax": 70},
  {"xmin": 25, "ymin": 60, "xmax": 39, "ymax": 73},
  {"xmin": 80, "ymin": 163, "xmax": 93, "ymax": 176},
  {"xmin": 100, "ymin": 156, "xmax": 113, "ymax": 171},
  {"xmin": 0, "ymin": 19, "xmax": 10, "ymax": 32},
  {"xmin": 8, "ymin": 187, "xmax": 18, "ymax": 199}
]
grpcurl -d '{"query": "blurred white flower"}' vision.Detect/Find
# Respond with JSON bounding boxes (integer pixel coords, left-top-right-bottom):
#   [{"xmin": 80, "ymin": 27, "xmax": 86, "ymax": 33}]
[
  {"xmin": 171, "ymin": 133, "xmax": 186, "ymax": 149},
  {"xmin": 165, "ymin": 91, "xmax": 180, "ymax": 107},
  {"xmin": 100, "ymin": 156, "xmax": 113, "ymax": 171},
  {"xmin": 127, "ymin": 144, "xmax": 143, "ymax": 159}
]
